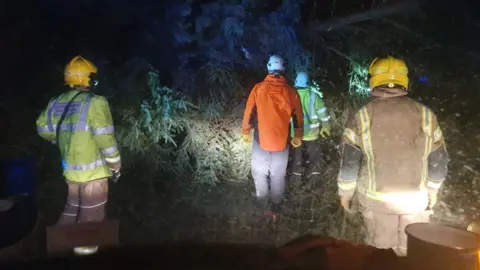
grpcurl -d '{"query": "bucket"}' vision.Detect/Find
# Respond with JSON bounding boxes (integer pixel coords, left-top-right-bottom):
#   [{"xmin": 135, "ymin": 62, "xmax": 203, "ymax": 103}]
[
  {"xmin": 0, "ymin": 157, "xmax": 37, "ymax": 198},
  {"xmin": 406, "ymin": 222, "xmax": 480, "ymax": 270}
]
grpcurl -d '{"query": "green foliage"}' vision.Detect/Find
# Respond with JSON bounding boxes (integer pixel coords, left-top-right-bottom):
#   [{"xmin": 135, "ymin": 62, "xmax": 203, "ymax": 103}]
[
  {"xmin": 200, "ymin": 62, "xmax": 243, "ymax": 104},
  {"xmin": 175, "ymin": 110, "xmax": 251, "ymax": 186},
  {"xmin": 117, "ymin": 68, "xmax": 251, "ymax": 186},
  {"xmin": 143, "ymin": 71, "xmax": 191, "ymax": 146},
  {"xmin": 310, "ymin": 81, "xmax": 324, "ymax": 98},
  {"xmin": 117, "ymin": 70, "xmax": 192, "ymax": 169},
  {"xmin": 347, "ymin": 54, "xmax": 370, "ymax": 97}
]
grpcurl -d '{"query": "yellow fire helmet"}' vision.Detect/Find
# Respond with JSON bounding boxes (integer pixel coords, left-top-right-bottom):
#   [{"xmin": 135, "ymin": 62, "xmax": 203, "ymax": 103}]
[
  {"xmin": 368, "ymin": 56, "xmax": 409, "ymax": 90},
  {"xmin": 64, "ymin": 56, "xmax": 98, "ymax": 88}
]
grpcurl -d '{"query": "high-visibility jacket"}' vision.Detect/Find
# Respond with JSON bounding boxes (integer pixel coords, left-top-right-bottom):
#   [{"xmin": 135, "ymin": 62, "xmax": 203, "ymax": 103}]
[
  {"xmin": 36, "ymin": 89, "xmax": 121, "ymax": 183},
  {"xmin": 242, "ymin": 74, "xmax": 304, "ymax": 152},
  {"xmin": 337, "ymin": 87, "xmax": 449, "ymax": 212},
  {"xmin": 290, "ymin": 87, "xmax": 331, "ymax": 141}
]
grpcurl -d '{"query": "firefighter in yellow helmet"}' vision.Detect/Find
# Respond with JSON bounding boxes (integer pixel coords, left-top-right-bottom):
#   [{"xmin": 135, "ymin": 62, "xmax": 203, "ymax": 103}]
[
  {"xmin": 36, "ymin": 56, "xmax": 121, "ymax": 255},
  {"xmin": 337, "ymin": 56, "xmax": 449, "ymax": 256}
]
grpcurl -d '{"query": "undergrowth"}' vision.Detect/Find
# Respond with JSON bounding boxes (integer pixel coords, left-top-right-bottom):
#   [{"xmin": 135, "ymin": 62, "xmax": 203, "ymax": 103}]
[{"xmin": 117, "ymin": 67, "xmax": 251, "ymax": 186}]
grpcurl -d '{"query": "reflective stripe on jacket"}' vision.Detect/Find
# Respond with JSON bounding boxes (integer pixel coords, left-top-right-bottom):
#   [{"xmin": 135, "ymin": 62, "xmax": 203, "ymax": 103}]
[
  {"xmin": 36, "ymin": 89, "xmax": 121, "ymax": 183},
  {"xmin": 242, "ymin": 75, "xmax": 304, "ymax": 152},
  {"xmin": 290, "ymin": 87, "xmax": 331, "ymax": 141},
  {"xmin": 337, "ymin": 92, "xmax": 447, "ymax": 206}
]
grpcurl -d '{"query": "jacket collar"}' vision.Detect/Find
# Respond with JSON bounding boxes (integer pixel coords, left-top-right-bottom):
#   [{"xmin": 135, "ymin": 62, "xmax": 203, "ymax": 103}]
[
  {"xmin": 264, "ymin": 74, "xmax": 287, "ymax": 84},
  {"xmin": 371, "ymin": 87, "xmax": 408, "ymax": 98}
]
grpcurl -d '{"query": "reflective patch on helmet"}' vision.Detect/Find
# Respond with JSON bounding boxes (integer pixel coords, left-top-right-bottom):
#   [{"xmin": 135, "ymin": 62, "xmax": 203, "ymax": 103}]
[{"xmin": 65, "ymin": 71, "xmax": 90, "ymax": 76}]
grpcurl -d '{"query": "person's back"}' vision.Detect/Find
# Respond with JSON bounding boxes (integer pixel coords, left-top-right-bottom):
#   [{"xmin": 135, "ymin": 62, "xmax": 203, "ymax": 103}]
[
  {"xmin": 242, "ymin": 54, "xmax": 303, "ymax": 219},
  {"xmin": 42, "ymin": 89, "xmax": 116, "ymax": 182},
  {"xmin": 337, "ymin": 56, "xmax": 449, "ymax": 256},
  {"xmin": 354, "ymin": 86, "xmax": 446, "ymax": 215},
  {"xmin": 249, "ymin": 74, "xmax": 300, "ymax": 152},
  {"xmin": 362, "ymin": 92, "xmax": 431, "ymax": 194},
  {"xmin": 289, "ymin": 72, "xmax": 332, "ymax": 183},
  {"xmin": 36, "ymin": 55, "xmax": 121, "ymax": 255}
]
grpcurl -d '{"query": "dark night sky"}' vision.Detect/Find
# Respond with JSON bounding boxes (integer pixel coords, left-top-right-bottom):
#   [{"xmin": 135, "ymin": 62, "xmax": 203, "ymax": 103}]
[{"xmin": 0, "ymin": 0, "xmax": 479, "ymax": 100}]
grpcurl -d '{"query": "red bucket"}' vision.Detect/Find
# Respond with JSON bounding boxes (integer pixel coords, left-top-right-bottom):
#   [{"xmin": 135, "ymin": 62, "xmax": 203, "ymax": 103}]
[{"xmin": 406, "ymin": 222, "xmax": 480, "ymax": 270}]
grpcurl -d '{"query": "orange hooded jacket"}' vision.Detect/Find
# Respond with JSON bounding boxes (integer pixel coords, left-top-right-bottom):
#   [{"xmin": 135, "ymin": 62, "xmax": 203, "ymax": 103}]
[{"xmin": 242, "ymin": 74, "xmax": 304, "ymax": 152}]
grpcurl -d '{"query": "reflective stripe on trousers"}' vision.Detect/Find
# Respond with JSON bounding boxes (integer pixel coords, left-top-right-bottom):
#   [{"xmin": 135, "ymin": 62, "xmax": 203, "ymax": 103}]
[
  {"xmin": 57, "ymin": 178, "xmax": 109, "ymax": 225},
  {"xmin": 251, "ymin": 141, "xmax": 289, "ymax": 205}
]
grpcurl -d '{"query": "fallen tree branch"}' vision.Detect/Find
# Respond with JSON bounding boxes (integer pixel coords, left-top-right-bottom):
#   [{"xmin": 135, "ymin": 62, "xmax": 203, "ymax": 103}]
[
  {"xmin": 310, "ymin": 0, "xmax": 425, "ymax": 32},
  {"xmin": 380, "ymin": 18, "xmax": 411, "ymax": 33},
  {"xmin": 324, "ymin": 46, "xmax": 352, "ymax": 62}
]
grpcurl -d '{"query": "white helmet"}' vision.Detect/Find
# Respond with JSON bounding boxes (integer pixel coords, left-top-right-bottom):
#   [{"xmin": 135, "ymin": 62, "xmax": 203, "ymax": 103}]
[
  {"xmin": 267, "ymin": 54, "xmax": 286, "ymax": 74},
  {"xmin": 294, "ymin": 71, "xmax": 309, "ymax": 88}
]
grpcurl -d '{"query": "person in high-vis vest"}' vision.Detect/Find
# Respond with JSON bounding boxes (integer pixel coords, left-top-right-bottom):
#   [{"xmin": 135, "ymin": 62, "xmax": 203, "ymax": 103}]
[
  {"xmin": 242, "ymin": 54, "xmax": 304, "ymax": 219},
  {"xmin": 36, "ymin": 56, "xmax": 121, "ymax": 255},
  {"xmin": 290, "ymin": 72, "xmax": 331, "ymax": 183},
  {"xmin": 337, "ymin": 56, "xmax": 449, "ymax": 256}
]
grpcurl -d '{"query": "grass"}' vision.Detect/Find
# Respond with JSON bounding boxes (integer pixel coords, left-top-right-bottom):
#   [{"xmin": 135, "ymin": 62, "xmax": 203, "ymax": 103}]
[{"xmin": 104, "ymin": 136, "xmax": 365, "ymax": 247}]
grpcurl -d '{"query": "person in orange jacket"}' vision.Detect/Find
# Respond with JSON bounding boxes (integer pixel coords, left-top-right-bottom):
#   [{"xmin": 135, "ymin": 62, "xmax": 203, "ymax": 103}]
[{"xmin": 242, "ymin": 54, "xmax": 304, "ymax": 218}]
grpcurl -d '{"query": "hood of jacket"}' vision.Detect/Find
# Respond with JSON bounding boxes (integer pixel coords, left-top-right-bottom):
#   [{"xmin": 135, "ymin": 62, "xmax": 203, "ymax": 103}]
[{"xmin": 262, "ymin": 74, "xmax": 289, "ymax": 94}]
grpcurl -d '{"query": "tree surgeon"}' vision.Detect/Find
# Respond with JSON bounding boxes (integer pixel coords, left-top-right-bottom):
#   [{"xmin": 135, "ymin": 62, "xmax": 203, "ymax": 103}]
[
  {"xmin": 337, "ymin": 56, "xmax": 449, "ymax": 256},
  {"xmin": 36, "ymin": 56, "xmax": 121, "ymax": 255},
  {"xmin": 242, "ymin": 54, "xmax": 304, "ymax": 219},
  {"xmin": 290, "ymin": 71, "xmax": 331, "ymax": 184}
]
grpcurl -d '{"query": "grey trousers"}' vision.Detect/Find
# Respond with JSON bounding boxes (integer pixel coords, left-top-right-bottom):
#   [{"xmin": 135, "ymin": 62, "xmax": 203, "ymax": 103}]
[{"xmin": 251, "ymin": 141, "xmax": 289, "ymax": 205}]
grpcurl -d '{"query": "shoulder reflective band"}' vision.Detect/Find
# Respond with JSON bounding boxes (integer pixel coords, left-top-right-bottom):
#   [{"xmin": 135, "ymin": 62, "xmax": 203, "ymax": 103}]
[{"xmin": 43, "ymin": 94, "xmax": 94, "ymax": 133}]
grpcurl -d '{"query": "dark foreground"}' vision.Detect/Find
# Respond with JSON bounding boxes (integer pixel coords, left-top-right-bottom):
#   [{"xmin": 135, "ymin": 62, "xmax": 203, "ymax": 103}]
[{"xmin": 0, "ymin": 236, "xmax": 431, "ymax": 270}]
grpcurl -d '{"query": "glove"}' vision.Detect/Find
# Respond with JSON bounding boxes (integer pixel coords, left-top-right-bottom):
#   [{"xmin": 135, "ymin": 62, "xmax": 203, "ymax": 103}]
[
  {"xmin": 108, "ymin": 161, "xmax": 121, "ymax": 172},
  {"xmin": 107, "ymin": 161, "xmax": 122, "ymax": 184},
  {"xmin": 242, "ymin": 134, "xmax": 252, "ymax": 144},
  {"xmin": 320, "ymin": 127, "xmax": 331, "ymax": 138},
  {"xmin": 291, "ymin": 137, "xmax": 302, "ymax": 148},
  {"xmin": 340, "ymin": 196, "xmax": 351, "ymax": 213},
  {"xmin": 109, "ymin": 169, "xmax": 121, "ymax": 184}
]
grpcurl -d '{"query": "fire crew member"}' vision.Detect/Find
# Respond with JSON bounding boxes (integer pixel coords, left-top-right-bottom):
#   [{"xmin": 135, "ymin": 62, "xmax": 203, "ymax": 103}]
[
  {"xmin": 242, "ymin": 54, "xmax": 304, "ymax": 218},
  {"xmin": 36, "ymin": 56, "xmax": 121, "ymax": 255},
  {"xmin": 290, "ymin": 71, "xmax": 331, "ymax": 183},
  {"xmin": 337, "ymin": 56, "xmax": 449, "ymax": 256}
]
